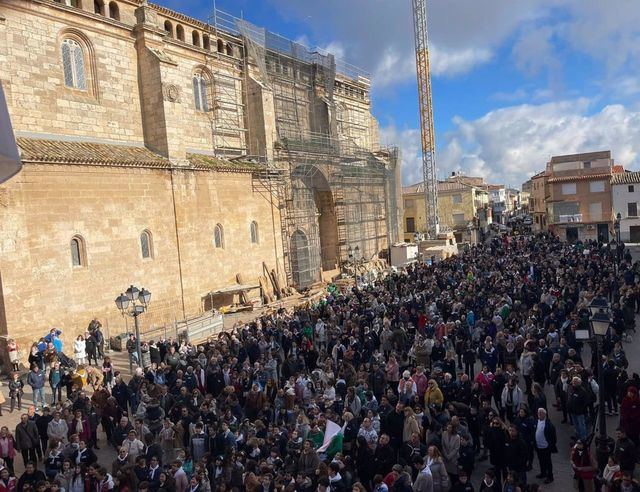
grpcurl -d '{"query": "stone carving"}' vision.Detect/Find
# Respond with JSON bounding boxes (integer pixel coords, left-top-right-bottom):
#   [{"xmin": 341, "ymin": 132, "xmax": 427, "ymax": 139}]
[{"xmin": 163, "ymin": 84, "xmax": 181, "ymax": 103}]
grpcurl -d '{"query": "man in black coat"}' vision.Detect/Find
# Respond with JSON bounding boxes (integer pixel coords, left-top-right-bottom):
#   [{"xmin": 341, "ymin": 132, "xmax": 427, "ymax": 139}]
[
  {"xmin": 614, "ymin": 428, "xmax": 637, "ymax": 474},
  {"xmin": 17, "ymin": 461, "xmax": 45, "ymax": 492},
  {"xmin": 567, "ymin": 376, "xmax": 589, "ymax": 442},
  {"xmin": 504, "ymin": 425, "xmax": 529, "ymax": 485},
  {"xmin": 373, "ymin": 433, "xmax": 395, "ymax": 476},
  {"xmin": 14, "ymin": 414, "xmax": 39, "ymax": 466},
  {"xmin": 384, "ymin": 402, "xmax": 405, "ymax": 451}
]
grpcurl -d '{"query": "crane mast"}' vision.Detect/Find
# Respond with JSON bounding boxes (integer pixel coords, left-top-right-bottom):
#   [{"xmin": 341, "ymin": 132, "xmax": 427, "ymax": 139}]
[{"xmin": 412, "ymin": 0, "xmax": 439, "ymax": 239}]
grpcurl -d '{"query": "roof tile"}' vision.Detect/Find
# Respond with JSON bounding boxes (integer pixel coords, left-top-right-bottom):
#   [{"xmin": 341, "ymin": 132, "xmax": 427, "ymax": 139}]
[
  {"xmin": 612, "ymin": 171, "xmax": 640, "ymax": 185},
  {"xmin": 17, "ymin": 138, "xmax": 170, "ymax": 168}
]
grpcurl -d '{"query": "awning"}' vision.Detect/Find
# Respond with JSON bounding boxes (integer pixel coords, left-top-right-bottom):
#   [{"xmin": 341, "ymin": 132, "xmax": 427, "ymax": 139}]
[{"xmin": 206, "ymin": 283, "xmax": 260, "ymax": 295}]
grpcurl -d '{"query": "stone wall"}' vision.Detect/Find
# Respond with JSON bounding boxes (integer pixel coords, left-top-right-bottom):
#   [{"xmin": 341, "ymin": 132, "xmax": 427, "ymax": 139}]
[
  {"xmin": 0, "ymin": 0, "xmax": 145, "ymax": 144},
  {"xmin": 0, "ymin": 163, "xmax": 283, "ymax": 357}
]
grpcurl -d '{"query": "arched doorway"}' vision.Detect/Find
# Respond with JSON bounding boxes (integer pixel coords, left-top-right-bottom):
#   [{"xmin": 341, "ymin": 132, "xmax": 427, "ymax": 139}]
[
  {"xmin": 290, "ymin": 230, "xmax": 314, "ymax": 287},
  {"xmin": 289, "ymin": 165, "xmax": 338, "ymax": 286}
]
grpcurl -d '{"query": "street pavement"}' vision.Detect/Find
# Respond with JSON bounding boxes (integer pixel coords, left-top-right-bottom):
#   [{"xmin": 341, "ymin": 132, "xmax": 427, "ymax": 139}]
[{"xmin": 1, "ymin": 316, "xmax": 639, "ymax": 490}]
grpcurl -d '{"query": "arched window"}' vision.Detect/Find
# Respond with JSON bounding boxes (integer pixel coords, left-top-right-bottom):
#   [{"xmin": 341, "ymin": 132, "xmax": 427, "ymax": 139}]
[
  {"xmin": 192, "ymin": 72, "xmax": 209, "ymax": 112},
  {"xmin": 164, "ymin": 21, "xmax": 174, "ymax": 38},
  {"xmin": 214, "ymin": 224, "xmax": 224, "ymax": 249},
  {"xmin": 140, "ymin": 230, "xmax": 153, "ymax": 259},
  {"xmin": 226, "ymin": 43, "xmax": 233, "ymax": 57},
  {"xmin": 70, "ymin": 235, "xmax": 86, "ymax": 267},
  {"xmin": 176, "ymin": 24, "xmax": 185, "ymax": 42},
  {"xmin": 93, "ymin": 0, "xmax": 104, "ymax": 15},
  {"xmin": 61, "ymin": 38, "xmax": 87, "ymax": 90},
  {"xmin": 192, "ymin": 30, "xmax": 200, "ymax": 47},
  {"xmin": 203, "ymin": 34, "xmax": 211, "ymax": 51},
  {"xmin": 250, "ymin": 221, "xmax": 259, "ymax": 244},
  {"xmin": 108, "ymin": 1, "xmax": 119, "ymax": 20},
  {"xmin": 217, "ymin": 39, "xmax": 224, "ymax": 53}
]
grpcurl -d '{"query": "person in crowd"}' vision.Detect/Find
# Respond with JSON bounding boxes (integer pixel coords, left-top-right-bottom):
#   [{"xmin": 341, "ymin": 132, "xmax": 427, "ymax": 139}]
[
  {"xmin": 571, "ymin": 439, "xmax": 596, "ymax": 492},
  {"xmin": 7, "ymin": 233, "xmax": 640, "ymax": 492},
  {"xmin": 8, "ymin": 372, "xmax": 24, "ymax": 414},
  {"xmin": 14, "ymin": 414, "xmax": 39, "ymax": 466},
  {"xmin": 0, "ymin": 427, "xmax": 16, "ymax": 476},
  {"xmin": 27, "ymin": 365, "xmax": 45, "ymax": 411},
  {"xmin": 534, "ymin": 407, "xmax": 557, "ymax": 485},
  {"xmin": 74, "ymin": 335, "xmax": 87, "ymax": 367}
]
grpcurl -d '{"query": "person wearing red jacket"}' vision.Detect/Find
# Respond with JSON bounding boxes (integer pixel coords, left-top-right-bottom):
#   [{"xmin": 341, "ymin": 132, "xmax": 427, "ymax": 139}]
[{"xmin": 620, "ymin": 385, "xmax": 640, "ymax": 446}]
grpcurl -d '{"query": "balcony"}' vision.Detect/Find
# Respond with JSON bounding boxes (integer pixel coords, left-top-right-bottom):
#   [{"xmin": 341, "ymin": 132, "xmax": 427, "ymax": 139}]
[{"xmin": 558, "ymin": 214, "xmax": 583, "ymax": 223}]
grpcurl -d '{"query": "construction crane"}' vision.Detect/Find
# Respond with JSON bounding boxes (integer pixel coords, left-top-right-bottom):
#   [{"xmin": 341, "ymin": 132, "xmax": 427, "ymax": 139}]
[{"xmin": 412, "ymin": 0, "xmax": 439, "ymax": 239}]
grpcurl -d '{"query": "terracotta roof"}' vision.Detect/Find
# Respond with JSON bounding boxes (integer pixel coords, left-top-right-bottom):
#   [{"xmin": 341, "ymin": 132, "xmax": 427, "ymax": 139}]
[
  {"xmin": 16, "ymin": 138, "xmax": 265, "ymax": 173},
  {"xmin": 438, "ymin": 181, "xmax": 469, "ymax": 192},
  {"xmin": 531, "ymin": 170, "xmax": 547, "ymax": 179},
  {"xmin": 612, "ymin": 171, "xmax": 640, "ymax": 185},
  {"xmin": 17, "ymin": 138, "xmax": 170, "ymax": 168},
  {"xmin": 612, "ymin": 165, "xmax": 625, "ymax": 174},
  {"xmin": 547, "ymin": 172, "xmax": 611, "ymax": 183},
  {"xmin": 186, "ymin": 153, "xmax": 265, "ymax": 172},
  {"xmin": 403, "ymin": 182, "xmax": 424, "ymax": 194},
  {"xmin": 550, "ymin": 150, "xmax": 611, "ymax": 164},
  {"xmin": 403, "ymin": 180, "xmax": 486, "ymax": 194}
]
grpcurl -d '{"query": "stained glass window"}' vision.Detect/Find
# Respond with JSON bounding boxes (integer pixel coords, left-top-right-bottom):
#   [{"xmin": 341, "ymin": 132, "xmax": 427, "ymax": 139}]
[{"xmin": 61, "ymin": 39, "xmax": 86, "ymax": 90}]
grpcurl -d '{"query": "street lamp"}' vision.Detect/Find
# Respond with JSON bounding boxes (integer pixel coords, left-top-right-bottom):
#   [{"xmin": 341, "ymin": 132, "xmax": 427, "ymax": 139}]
[
  {"xmin": 115, "ymin": 284, "xmax": 151, "ymax": 371},
  {"xmin": 588, "ymin": 298, "xmax": 614, "ymax": 472}
]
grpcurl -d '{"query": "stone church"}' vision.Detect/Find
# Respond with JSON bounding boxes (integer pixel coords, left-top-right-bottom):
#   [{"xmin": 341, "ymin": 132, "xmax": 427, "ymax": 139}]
[{"xmin": 0, "ymin": 0, "xmax": 402, "ymax": 358}]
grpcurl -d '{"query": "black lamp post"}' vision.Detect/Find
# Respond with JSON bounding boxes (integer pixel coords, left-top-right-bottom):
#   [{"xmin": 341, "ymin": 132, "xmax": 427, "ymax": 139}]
[
  {"xmin": 589, "ymin": 297, "xmax": 614, "ymax": 472},
  {"xmin": 115, "ymin": 285, "xmax": 151, "ymax": 371}
]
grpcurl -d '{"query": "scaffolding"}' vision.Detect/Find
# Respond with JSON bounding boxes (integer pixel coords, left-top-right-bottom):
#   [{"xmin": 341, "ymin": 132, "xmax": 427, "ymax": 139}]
[
  {"xmin": 207, "ymin": 7, "xmax": 401, "ymax": 288},
  {"xmin": 203, "ymin": 9, "xmax": 248, "ymax": 157}
]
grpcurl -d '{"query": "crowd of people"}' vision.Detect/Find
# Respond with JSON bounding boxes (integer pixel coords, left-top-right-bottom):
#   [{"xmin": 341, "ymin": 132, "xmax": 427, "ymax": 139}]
[{"xmin": 1, "ymin": 233, "xmax": 640, "ymax": 492}]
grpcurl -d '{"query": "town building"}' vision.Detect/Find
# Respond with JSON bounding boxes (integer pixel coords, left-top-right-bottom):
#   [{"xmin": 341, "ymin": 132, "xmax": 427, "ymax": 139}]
[
  {"xmin": 488, "ymin": 184, "xmax": 507, "ymax": 224},
  {"xmin": 402, "ymin": 173, "xmax": 489, "ymax": 243},
  {"xmin": 0, "ymin": 0, "xmax": 401, "ymax": 357},
  {"xmin": 545, "ymin": 151, "xmax": 616, "ymax": 243},
  {"xmin": 612, "ymin": 171, "xmax": 640, "ymax": 242},
  {"xmin": 530, "ymin": 170, "xmax": 548, "ymax": 231}
]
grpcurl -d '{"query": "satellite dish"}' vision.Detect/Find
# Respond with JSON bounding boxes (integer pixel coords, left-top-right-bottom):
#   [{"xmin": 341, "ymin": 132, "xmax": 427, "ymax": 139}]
[{"xmin": 0, "ymin": 82, "xmax": 21, "ymax": 184}]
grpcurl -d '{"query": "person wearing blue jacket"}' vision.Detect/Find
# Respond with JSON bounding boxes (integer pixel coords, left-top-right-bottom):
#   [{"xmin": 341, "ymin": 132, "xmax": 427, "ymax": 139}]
[{"xmin": 27, "ymin": 365, "xmax": 46, "ymax": 411}]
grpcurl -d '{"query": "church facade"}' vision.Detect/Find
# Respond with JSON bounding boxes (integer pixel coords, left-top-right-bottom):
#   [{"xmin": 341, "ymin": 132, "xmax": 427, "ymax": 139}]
[{"xmin": 0, "ymin": 0, "xmax": 401, "ymax": 360}]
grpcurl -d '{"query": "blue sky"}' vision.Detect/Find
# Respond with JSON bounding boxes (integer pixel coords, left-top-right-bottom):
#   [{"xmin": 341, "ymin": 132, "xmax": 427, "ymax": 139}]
[{"xmin": 157, "ymin": 0, "xmax": 640, "ymax": 187}]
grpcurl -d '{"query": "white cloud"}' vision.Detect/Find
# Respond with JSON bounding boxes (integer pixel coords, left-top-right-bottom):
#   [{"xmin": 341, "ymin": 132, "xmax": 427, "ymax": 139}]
[
  {"xmin": 267, "ymin": 0, "xmax": 556, "ymax": 87},
  {"xmin": 266, "ymin": 0, "xmax": 640, "ymax": 96},
  {"xmin": 379, "ymin": 125, "xmax": 423, "ymax": 186},
  {"xmin": 388, "ymin": 101, "xmax": 640, "ymax": 187},
  {"xmin": 431, "ymin": 45, "xmax": 493, "ymax": 77}
]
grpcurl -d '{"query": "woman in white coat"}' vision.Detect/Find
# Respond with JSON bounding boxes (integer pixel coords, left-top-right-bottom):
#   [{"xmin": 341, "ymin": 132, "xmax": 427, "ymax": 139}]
[{"xmin": 74, "ymin": 335, "xmax": 87, "ymax": 365}]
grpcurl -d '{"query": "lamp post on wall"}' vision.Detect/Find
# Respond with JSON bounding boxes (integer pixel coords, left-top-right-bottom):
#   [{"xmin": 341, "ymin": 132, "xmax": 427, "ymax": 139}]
[
  {"xmin": 115, "ymin": 285, "xmax": 151, "ymax": 371},
  {"xmin": 588, "ymin": 297, "xmax": 615, "ymax": 472}
]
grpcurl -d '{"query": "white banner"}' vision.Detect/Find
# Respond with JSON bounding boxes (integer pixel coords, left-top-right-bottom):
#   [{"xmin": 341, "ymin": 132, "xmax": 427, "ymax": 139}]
[
  {"xmin": 317, "ymin": 419, "xmax": 341, "ymax": 453},
  {"xmin": 0, "ymin": 82, "xmax": 21, "ymax": 184}
]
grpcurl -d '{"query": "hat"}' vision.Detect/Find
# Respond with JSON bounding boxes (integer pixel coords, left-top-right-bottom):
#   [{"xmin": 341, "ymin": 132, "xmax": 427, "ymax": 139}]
[{"xmin": 402, "ymin": 370, "xmax": 411, "ymax": 378}]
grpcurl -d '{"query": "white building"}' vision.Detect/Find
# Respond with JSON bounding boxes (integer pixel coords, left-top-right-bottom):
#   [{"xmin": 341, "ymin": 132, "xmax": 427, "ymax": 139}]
[{"xmin": 612, "ymin": 171, "xmax": 640, "ymax": 242}]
